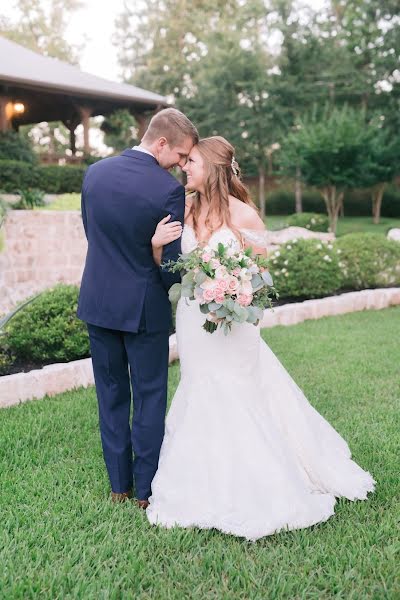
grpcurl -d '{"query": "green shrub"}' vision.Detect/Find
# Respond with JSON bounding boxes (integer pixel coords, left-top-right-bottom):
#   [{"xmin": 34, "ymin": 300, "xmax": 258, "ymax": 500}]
[
  {"xmin": 286, "ymin": 212, "xmax": 330, "ymax": 232},
  {"xmin": 336, "ymin": 233, "xmax": 400, "ymax": 289},
  {"xmin": 14, "ymin": 188, "xmax": 45, "ymax": 209},
  {"xmin": 268, "ymin": 238, "xmax": 343, "ymax": 298},
  {"xmin": 3, "ymin": 285, "xmax": 89, "ymax": 363},
  {"xmin": 0, "ymin": 160, "xmax": 85, "ymax": 193},
  {"xmin": 0, "ymin": 159, "xmax": 38, "ymax": 192},
  {"xmin": 0, "ymin": 131, "xmax": 36, "ymax": 164},
  {"xmin": 36, "ymin": 165, "xmax": 86, "ymax": 193}
]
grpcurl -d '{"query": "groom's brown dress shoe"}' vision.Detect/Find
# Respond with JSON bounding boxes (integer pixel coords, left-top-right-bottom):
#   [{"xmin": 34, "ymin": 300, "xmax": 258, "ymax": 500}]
[
  {"xmin": 136, "ymin": 499, "xmax": 149, "ymax": 510},
  {"xmin": 111, "ymin": 490, "xmax": 133, "ymax": 503}
]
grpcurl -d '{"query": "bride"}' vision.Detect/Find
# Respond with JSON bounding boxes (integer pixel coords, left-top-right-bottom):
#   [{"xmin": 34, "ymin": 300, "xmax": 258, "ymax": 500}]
[{"xmin": 147, "ymin": 135, "xmax": 374, "ymax": 541}]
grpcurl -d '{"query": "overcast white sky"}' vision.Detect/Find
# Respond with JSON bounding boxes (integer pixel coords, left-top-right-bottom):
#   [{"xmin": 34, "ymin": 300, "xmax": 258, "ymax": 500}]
[{"xmin": 1, "ymin": 0, "xmax": 327, "ymax": 83}]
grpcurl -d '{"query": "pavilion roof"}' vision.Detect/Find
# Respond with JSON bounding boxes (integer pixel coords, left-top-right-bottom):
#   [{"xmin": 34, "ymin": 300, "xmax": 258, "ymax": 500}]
[{"xmin": 0, "ymin": 36, "xmax": 168, "ymax": 107}]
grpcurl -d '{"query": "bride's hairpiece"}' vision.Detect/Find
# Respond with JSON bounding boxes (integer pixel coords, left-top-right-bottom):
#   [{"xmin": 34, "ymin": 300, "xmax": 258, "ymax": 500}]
[{"xmin": 231, "ymin": 156, "xmax": 238, "ymax": 177}]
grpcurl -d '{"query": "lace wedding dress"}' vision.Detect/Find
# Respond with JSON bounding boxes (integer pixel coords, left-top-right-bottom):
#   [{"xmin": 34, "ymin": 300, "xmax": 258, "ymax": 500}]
[{"xmin": 146, "ymin": 226, "xmax": 375, "ymax": 541}]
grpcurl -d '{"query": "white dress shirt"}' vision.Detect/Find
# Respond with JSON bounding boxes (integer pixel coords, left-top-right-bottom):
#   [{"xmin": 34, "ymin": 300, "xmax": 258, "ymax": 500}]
[{"xmin": 132, "ymin": 145, "xmax": 156, "ymax": 159}]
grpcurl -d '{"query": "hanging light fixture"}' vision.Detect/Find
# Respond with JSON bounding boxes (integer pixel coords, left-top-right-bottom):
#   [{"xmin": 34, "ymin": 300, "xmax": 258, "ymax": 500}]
[{"xmin": 13, "ymin": 102, "xmax": 25, "ymax": 115}]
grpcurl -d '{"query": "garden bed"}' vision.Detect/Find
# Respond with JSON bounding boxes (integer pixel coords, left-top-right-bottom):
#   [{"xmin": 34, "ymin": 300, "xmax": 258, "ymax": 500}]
[{"xmin": 1, "ymin": 288, "xmax": 399, "ymax": 409}]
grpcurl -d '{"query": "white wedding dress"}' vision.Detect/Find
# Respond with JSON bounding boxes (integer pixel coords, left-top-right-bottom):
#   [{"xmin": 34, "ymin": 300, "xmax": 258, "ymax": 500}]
[{"xmin": 146, "ymin": 226, "xmax": 375, "ymax": 541}]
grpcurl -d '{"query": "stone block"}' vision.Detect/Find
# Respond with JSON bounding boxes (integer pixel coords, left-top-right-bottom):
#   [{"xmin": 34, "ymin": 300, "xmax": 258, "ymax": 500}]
[
  {"xmin": 260, "ymin": 308, "xmax": 279, "ymax": 328},
  {"xmin": 387, "ymin": 228, "xmax": 400, "ymax": 242}
]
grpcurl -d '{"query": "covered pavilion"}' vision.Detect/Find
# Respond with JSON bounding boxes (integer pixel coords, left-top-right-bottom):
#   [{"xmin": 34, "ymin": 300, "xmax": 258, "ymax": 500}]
[{"xmin": 0, "ymin": 36, "xmax": 169, "ymax": 156}]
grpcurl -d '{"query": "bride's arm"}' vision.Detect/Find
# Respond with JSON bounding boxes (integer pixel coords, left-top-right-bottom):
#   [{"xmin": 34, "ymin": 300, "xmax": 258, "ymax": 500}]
[
  {"xmin": 237, "ymin": 207, "xmax": 268, "ymax": 257},
  {"xmin": 152, "ymin": 215, "xmax": 183, "ymax": 266}
]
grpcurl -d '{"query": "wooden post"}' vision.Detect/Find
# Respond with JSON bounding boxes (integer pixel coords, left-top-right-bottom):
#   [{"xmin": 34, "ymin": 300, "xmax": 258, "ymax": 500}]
[
  {"xmin": 0, "ymin": 96, "xmax": 12, "ymax": 132},
  {"xmin": 62, "ymin": 117, "xmax": 80, "ymax": 155},
  {"xmin": 77, "ymin": 106, "xmax": 92, "ymax": 153}
]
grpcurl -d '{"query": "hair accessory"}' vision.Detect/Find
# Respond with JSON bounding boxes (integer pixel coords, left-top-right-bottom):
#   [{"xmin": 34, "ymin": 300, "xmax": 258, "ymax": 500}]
[{"xmin": 231, "ymin": 156, "xmax": 238, "ymax": 176}]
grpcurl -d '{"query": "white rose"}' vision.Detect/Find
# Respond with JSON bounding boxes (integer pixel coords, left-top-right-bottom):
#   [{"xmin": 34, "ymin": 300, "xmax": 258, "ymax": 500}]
[
  {"xmin": 240, "ymin": 268, "xmax": 252, "ymax": 281},
  {"xmin": 240, "ymin": 280, "xmax": 253, "ymax": 295},
  {"xmin": 215, "ymin": 266, "xmax": 228, "ymax": 279}
]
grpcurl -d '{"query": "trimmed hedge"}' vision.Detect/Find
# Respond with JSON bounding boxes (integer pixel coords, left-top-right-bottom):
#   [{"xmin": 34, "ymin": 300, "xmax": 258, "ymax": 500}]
[
  {"xmin": 36, "ymin": 164, "xmax": 86, "ymax": 193},
  {"xmin": 268, "ymin": 238, "xmax": 343, "ymax": 298},
  {"xmin": 336, "ymin": 233, "xmax": 400, "ymax": 289},
  {"xmin": 0, "ymin": 160, "xmax": 36, "ymax": 191},
  {"xmin": 265, "ymin": 185, "xmax": 400, "ymax": 217},
  {"xmin": 0, "ymin": 160, "xmax": 86, "ymax": 193},
  {"xmin": 286, "ymin": 212, "xmax": 330, "ymax": 232},
  {"xmin": 2, "ymin": 284, "xmax": 89, "ymax": 363},
  {"xmin": 268, "ymin": 233, "xmax": 400, "ymax": 299}
]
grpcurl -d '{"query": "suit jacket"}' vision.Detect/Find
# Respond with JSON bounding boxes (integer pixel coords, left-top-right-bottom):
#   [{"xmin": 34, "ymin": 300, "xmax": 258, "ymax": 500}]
[{"xmin": 77, "ymin": 148, "xmax": 185, "ymax": 332}]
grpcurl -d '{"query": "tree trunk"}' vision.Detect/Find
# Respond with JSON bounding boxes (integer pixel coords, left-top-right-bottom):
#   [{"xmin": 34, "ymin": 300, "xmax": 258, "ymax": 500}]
[
  {"xmin": 258, "ymin": 167, "xmax": 266, "ymax": 219},
  {"xmin": 372, "ymin": 182, "xmax": 386, "ymax": 224},
  {"xmin": 295, "ymin": 166, "xmax": 302, "ymax": 213},
  {"xmin": 338, "ymin": 194, "xmax": 344, "ymax": 217},
  {"xmin": 321, "ymin": 186, "xmax": 343, "ymax": 234}
]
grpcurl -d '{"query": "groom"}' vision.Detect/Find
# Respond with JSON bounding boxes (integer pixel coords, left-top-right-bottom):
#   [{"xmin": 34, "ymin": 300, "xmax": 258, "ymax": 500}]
[{"xmin": 77, "ymin": 108, "xmax": 198, "ymax": 507}]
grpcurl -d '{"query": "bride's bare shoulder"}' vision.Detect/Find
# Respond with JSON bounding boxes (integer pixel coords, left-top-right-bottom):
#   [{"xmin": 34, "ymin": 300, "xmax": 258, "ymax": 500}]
[{"xmin": 228, "ymin": 195, "xmax": 265, "ymax": 231}]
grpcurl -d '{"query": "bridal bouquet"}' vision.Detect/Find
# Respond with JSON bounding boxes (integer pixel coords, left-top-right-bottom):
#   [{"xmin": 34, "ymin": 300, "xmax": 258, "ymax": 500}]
[{"xmin": 164, "ymin": 242, "xmax": 277, "ymax": 334}]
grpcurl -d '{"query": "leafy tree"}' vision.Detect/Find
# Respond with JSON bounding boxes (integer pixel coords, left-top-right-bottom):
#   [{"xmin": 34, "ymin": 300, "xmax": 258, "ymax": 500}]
[
  {"xmin": 364, "ymin": 125, "xmax": 400, "ymax": 223},
  {"xmin": 100, "ymin": 109, "xmax": 139, "ymax": 152},
  {"xmin": 114, "ymin": 0, "xmax": 287, "ymax": 214},
  {"xmin": 279, "ymin": 106, "xmax": 376, "ymax": 233},
  {"xmin": 0, "ymin": 0, "xmax": 83, "ymax": 64}
]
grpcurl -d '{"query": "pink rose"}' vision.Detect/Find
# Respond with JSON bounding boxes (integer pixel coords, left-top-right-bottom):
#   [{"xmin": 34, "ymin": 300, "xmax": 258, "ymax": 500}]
[
  {"xmin": 202, "ymin": 253, "xmax": 212, "ymax": 263},
  {"xmin": 233, "ymin": 267, "xmax": 241, "ymax": 277},
  {"xmin": 203, "ymin": 288, "xmax": 216, "ymax": 303},
  {"xmin": 210, "ymin": 258, "xmax": 220, "ymax": 269},
  {"xmin": 238, "ymin": 293, "xmax": 253, "ymax": 306},
  {"xmin": 216, "ymin": 279, "xmax": 228, "ymax": 292},
  {"xmin": 228, "ymin": 276, "xmax": 239, "ymax": 292},
  {"xmin": 215, "ymin": 293, "xmax": 225, "ymax": 304}
]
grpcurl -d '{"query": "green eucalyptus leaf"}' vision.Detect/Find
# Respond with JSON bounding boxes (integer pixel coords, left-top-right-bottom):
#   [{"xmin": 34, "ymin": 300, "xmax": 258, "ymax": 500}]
[{"xmin": 195, "ymin": 270, "xmax": 208, "ymax": 284}]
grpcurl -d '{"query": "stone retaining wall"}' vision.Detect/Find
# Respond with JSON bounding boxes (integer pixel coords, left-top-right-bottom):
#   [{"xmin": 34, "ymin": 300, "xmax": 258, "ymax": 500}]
[
  {"xmin": 0, "ymin": 210, "xmax": 87, "ymax": 315},
  {"xmin": 0, "ymin": 211, "xmax": 337, "ymax": 316},
  {"xmin": 1, "ymin": 288, "xmax": 399, "ymax": 409}
]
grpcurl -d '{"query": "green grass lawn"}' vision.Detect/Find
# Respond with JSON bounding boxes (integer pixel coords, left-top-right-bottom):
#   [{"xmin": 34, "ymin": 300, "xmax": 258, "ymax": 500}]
[
  {"xmin": 40, "ymin": 193, "xmax": 81, "ymax": 211},
  {"xmin": 1, "ymin": 307, "xmax": 399, "ymax": 599},
  {"xmin": 265, "ymin": 215, "xmax": 400, "ymax": 237}
]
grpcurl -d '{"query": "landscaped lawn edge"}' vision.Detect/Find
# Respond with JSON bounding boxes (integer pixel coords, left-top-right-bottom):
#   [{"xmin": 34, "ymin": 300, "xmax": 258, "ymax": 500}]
[{"xmin": 1, "ymin": 287, "xmax": 399, "ymax": 409}]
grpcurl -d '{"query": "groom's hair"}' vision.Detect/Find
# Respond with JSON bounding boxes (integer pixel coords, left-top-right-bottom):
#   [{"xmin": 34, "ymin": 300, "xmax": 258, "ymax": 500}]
[{"xmin": 142, "ymin": 108, "xmax": 199, "ymax": 147}]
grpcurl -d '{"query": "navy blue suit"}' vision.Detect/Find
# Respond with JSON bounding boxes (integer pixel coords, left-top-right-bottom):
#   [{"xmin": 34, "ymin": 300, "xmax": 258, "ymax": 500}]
[{"xmin": 77, "ymin": 149, "xmax": 184, "ymax": 499}]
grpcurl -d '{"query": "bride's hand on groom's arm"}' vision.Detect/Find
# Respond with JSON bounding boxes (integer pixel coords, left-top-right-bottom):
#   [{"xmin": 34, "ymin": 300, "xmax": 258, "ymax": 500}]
[{"xmin": 152, "ymin": 215, "xmax": 183, "ymax": 265}]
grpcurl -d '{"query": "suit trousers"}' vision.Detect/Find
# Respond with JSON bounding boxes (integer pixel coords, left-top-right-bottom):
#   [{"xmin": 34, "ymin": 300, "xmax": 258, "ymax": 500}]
[{"xmin": 87, "ymin": 323, "xmax": 169, "ymax": 500}]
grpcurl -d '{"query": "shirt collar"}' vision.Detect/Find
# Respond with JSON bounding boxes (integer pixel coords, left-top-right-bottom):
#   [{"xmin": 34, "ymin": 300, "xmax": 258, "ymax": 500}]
[{"xmin": 132, "ymin": 145, "xmax": 156, "ymax": 159}]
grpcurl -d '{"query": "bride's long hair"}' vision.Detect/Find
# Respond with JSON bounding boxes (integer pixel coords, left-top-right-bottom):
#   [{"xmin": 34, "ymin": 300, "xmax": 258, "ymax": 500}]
[{"xmin": 187, "ymin": 136, "xmax": 257, "ymax": 241}]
